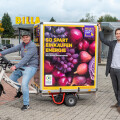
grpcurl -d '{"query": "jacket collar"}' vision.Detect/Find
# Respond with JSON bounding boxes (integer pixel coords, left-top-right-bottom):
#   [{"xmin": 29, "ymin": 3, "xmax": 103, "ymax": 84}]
[{"xmin": 22, "ymin": 40, "xmax": 31, "ymax": 46}]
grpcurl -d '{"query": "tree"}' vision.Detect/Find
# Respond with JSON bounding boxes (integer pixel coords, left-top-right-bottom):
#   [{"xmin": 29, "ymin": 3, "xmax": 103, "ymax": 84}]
[
  {"xmin": 97, "ymin": 14, "xmax": 118, "ymax": 22},
  {"xmin": 80, "ymin": 13, "xmax": 95, "ymax": 22},
  {"xmin": 49, "ymin": 17, "xmax": 56, "ymax": 22},
  {"xmin": 1, "ymin": 13, "xmax": 14, "ymax": 38}
]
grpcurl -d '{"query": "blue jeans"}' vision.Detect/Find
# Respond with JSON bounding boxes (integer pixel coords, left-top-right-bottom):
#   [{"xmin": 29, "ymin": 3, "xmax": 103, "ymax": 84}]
[{"xmin": 9, "ymin": 66, "xmax": 37, "ymax": 105}]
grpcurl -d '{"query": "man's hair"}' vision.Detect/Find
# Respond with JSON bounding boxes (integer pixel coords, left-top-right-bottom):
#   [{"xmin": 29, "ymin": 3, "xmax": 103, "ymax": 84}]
[{"xmin": 115, "ymin": 28, "xmax": 120, "ymax": 34}]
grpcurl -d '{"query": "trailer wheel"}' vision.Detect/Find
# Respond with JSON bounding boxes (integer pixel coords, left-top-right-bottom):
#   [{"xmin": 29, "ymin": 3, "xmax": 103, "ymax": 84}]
[{"xmin": 64, "ymin": 94, "xmax": 77, "ymax": 106}]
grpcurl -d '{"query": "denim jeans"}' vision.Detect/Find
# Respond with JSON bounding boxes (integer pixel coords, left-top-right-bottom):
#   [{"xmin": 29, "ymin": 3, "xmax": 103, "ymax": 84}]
[{"xmin": 9, "ymin": 66, "xmax": 37, "ymax": 105}]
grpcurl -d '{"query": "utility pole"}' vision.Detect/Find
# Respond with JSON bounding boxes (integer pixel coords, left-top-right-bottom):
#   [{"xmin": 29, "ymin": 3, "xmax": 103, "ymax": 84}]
[{"xmin": 18, "ymin": 28, "xmax": 21, "ymax": 56}]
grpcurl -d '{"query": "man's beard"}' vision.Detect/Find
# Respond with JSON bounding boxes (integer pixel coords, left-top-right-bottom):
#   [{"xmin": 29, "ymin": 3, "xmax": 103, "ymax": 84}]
[{"xmin": 117, "ymin": 39, "xmax": 120, "ymax": 41}]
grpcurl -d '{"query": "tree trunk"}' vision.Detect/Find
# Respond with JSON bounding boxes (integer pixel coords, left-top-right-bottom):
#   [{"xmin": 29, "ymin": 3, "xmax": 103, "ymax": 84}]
[{"xmin": 98, "ymin": 37, "xmax": 101, "ymax": 63}]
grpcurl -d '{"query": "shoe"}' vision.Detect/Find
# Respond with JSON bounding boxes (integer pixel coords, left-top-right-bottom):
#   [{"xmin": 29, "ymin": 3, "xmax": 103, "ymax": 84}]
[
  {"xmin": 117, "ymin": 107, "xmax": 120, "ymax": 113},
  {"xmin": 21, "ymin": 105, "xmax": 30, "ymax": 111},
  {"xmin": 110, "ymin": 103, "xmax": 118, "ymax": 108},
  {"xmin": 14, "ymin": 91, "xmax": 23, "ymax": 98}
]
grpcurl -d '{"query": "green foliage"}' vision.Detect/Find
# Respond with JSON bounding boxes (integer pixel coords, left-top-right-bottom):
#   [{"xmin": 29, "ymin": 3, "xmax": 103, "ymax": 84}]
[
  {"xmin": 1, "ymin": 13, "xmax": 14, "ymax": 38},
  {"xmin": 97, "ymin": 14, "xmax": 118, "ymax": 22},
  {"xmin": 49, "ymin": 17, "xmax": 56, "ymax": 22},
  {"xmin": 80, "ymin": 13, "xmax": 95, "ymax": 22}
]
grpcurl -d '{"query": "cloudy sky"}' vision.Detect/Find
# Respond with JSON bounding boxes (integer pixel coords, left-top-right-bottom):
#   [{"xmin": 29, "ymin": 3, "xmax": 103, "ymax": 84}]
[{"xmin": 0, "ymin": 0, "xmax": 120, "ymax": 24}]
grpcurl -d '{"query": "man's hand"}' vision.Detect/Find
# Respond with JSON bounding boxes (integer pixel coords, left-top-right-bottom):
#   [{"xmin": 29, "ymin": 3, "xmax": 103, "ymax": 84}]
[
  {"xmin": 97, "ymin": 23, "xmax": 102, "ymax": 32},
  {"xmin": 0, "ymin": 53, "xmax": 2, "ymax": 57},
  {"xmin": 10, "ymin": 66, "xmax": 16, "ymax": 71}
]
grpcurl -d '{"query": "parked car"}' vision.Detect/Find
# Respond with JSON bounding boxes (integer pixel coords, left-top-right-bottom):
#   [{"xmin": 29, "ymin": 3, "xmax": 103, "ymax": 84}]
[
  {"xmin": 0, "ymin": 44, "xmax": 7, "ymax": 51},
  {"xmin": 3, "ymin": 44, "xmax": 14, "ymax": 49}
]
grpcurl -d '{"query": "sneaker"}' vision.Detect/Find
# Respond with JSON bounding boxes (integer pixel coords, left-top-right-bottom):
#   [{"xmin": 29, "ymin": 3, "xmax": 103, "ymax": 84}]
[
  {"xmin": 21, "ymin": 105, "xmax": 30, "ymax": 111},
  {"xmin": 110, "ymin": 103, "xmax": 118, "ymax": 108},
  {"xmin": 14, "ymin": 91, "xmax": 23, "ymax": 98},
  {"xmin": 117, "ymin": 106, "xmax": 120, "ymax": 113}
]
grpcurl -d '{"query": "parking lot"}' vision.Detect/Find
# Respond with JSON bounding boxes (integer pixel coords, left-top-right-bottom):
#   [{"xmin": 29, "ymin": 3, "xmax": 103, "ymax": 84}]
[{"xmin": 0, "ymin": 65, "xmax": 120, "ymax": 120}]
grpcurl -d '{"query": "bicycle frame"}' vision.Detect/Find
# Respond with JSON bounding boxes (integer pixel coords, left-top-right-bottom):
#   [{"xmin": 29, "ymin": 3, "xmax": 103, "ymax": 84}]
[
  {"xmin": 0, "ymin": 67, "xmax": 38, "ymax": 94},
  {"xmin": 0, "ymin": 68, "xmax": 20, "ymax": 90}
]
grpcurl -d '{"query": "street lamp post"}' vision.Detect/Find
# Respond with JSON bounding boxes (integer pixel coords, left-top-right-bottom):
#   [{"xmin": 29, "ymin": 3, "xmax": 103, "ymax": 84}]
[{"xmin": 18, "ymin": 28, "xmax": 20, "ymax": 56}]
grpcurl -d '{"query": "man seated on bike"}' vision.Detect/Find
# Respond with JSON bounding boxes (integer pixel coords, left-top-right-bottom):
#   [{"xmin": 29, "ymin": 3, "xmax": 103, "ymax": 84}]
[{"xmin": 0, "ymin": 31, "xmax": 38, "ymax": 111}]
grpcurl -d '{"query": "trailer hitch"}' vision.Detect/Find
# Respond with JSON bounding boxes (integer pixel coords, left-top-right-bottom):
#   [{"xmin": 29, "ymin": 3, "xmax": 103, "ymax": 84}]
[{"xmin": 51, "ymin": 93, "xmax": 65, "ymax": 105}]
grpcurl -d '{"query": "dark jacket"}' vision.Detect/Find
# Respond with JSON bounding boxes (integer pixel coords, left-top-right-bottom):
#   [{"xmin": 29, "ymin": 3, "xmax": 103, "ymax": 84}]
[{"xmin": 99, "ymin": 31, "xmax": 117, "ymax": 76}]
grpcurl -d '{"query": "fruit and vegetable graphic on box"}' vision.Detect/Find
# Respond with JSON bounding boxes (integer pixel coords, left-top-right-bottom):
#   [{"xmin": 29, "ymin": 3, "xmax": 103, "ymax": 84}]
[{"xmin": 44, "ymin": 26, "xmax": 95, "ymax": 87}]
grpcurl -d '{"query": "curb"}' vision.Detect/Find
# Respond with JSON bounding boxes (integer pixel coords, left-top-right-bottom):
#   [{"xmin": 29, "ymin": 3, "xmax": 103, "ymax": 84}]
[{"xmin": 98, "ymin": 63, "xmax": 106, "ymax": 66}]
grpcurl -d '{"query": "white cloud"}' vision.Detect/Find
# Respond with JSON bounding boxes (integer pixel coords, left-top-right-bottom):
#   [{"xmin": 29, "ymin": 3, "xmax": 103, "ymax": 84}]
[{"xmin": 0, "ymin": 0, "xmax": 120, "ymax": 24}]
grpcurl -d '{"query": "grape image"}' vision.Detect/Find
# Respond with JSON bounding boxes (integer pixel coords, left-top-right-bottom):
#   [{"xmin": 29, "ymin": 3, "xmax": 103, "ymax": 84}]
[{"xmin": 51, "ymin": 48, "xmax": 79, "ymax": 73}]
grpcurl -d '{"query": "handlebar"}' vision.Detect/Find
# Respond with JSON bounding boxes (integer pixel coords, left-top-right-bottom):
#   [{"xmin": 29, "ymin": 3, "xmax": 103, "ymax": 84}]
[
  {"xmin": 0, "ymin": 56, "xmax": 13, "ymax": 69},
  {"xmin": 0, "ymin": 56, "xmax": 24, "ymax": 71},
  {"xmin": 0, "ymin": 56, "xmax": 25, "ymax": 71},
  {"xmin": 1, "ymin": 56, "xmax": 11, "ymax": 64}
]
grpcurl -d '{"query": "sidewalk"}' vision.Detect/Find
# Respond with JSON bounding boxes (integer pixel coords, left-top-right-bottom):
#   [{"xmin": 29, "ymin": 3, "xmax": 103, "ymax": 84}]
[
  {"xmin": 0, "ymin": 65, "xmax": 120, "ymax": 120},
  {"xmin": 98, "ymin": 59, "xmax": 107, "ymax": 66}
]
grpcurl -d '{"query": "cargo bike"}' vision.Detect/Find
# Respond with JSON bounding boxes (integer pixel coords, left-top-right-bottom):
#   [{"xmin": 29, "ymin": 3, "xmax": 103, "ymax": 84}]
[{"xmin": 0, "ymin": 22, "xmax": 98, "ymax": 106}]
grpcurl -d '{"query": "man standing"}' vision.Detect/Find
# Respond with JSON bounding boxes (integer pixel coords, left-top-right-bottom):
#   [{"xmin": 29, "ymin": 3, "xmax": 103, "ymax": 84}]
[
  {"xmin": 0, "ymin": 31, "xmax": 38, "ymax": 110},
  {"xmin": 98, "ymin": 23, "xmax": 120, "ymax": 113}
]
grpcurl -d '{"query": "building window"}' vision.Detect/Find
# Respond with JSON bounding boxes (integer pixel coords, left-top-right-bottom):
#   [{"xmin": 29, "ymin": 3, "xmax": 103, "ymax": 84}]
[
  {"xmin": 6, "ymin": 40, "xmax": 10, "ymax": 44},
  {"xmin": 2, "ymin": 40, "xmax": 10, "ymax": 44},
  {"xmin": 2, "ymin": 40, "xmax": 5, "ymax": 44}
]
